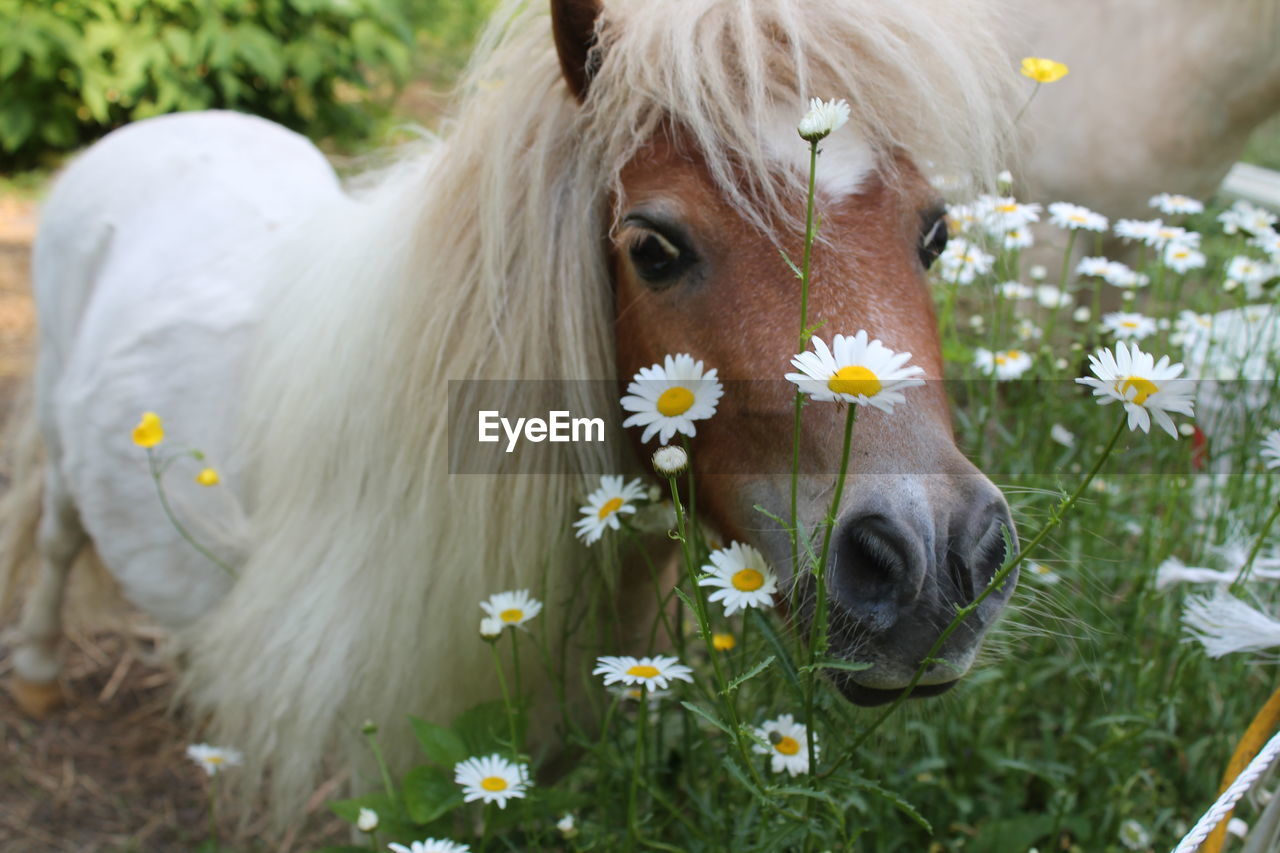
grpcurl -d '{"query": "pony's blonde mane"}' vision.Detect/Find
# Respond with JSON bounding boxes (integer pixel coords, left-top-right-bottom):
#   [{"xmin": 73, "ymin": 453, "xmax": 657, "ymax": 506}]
[{"xmin": 179, "ymin": 0, "xmax": 1013, "ymax": 819}]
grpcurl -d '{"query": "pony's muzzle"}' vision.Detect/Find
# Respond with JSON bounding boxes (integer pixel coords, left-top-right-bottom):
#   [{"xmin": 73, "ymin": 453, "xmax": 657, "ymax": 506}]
[{"xmin": 828, "ymin": 487, "xmax": 1016, "ymax": 636}]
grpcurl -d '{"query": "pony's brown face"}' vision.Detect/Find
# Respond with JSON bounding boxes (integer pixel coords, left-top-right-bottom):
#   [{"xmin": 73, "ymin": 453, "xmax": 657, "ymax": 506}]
[{"xmin": 608, "ymin": 131, "xmax": 1016, "ymax": 705}]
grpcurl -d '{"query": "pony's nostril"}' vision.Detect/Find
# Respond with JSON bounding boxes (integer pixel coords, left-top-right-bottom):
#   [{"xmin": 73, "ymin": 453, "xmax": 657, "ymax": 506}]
[
  {"xmin": 947, "ymin": 551, "xmax": 977, "ymax": 606},
  {"xmin": 952, "ymin": 505, "xmax": 1017, "ymax": 604},
  {"xmin": 829, "ymin": 515, "xmax": 921, "ymax": 633}
]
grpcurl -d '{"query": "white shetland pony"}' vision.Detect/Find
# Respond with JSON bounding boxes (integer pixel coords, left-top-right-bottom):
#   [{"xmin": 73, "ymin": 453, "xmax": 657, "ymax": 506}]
[{"xmin": 1, "ymin": 0, "xmax": 1018, "ymax": 822}]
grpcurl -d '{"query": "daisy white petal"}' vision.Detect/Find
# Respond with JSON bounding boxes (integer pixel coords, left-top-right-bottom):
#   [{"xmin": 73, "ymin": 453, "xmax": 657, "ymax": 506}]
[
  {"xmin": 593, "ymin": 654, "xmax": 693, "ymax": 691},
  {"xmin": 752, "ymin": 714, "xmax": 817, "ymax": 776},
  {"xmin": 453, "ymin": 754, "xmax": 530, "ymax": 809},
  {"xmin": 1101, "ymin": 312, "xmax": 1157, "ymax": 341},
  {"xmin": 797, "ymin": 97, "xmax": 850, "ymax": 141},
  {"xmin": 1183, "ymin": 588, "xmax": 1280, "ymax": 658},
  {"xmin": 479, "ymin": 589, "xmax": 542, "ymax": 629},
  {"xmin": 388, "ymin": 841, "xmax": 472, "ymax": 853},
  {"xmin": 785, "ymin": 331, "xmax": 925, "ymax": 412},
  {"xmin": 1262, "ymin": 428, "xmax": 1280, "ymax": 470},
  {"xmin": 620, "ymin": 353, "xmax": 723, "ymax": 445},
  {"xmin": 974, "ymin": 347, "xmax": 1033, "ymax": 380},
  {"xmin": 185, "ymin": 743, "xmax": 243, "ymax": 776},
  {"xmin": 574, "ymin": 475, "xmax": 647, "ymax": 544},
  {"xmin": 1048, "ymin": 201, "xmax": 1108, "ymax": 232},
  {"xmin": 1148, "ymin": 193, "xmax": 1204, "ymax": 216},
  {"xmin": 1075, "ymin": 342, "xmax": 1195, "ymax": 438}
]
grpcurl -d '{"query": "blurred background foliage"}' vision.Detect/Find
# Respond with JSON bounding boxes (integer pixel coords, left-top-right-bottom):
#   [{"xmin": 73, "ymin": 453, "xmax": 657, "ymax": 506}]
[{"xmin": 0, "ymin": 0, "xmax": 498, "ymax": 171}]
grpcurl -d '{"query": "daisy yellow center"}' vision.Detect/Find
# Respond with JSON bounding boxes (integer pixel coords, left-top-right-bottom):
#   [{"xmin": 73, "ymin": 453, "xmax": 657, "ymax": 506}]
[
  {"xmin": 480, "ymin": 776, "xmax": 508, "ymax": 792},
  {"xmin": 731, "ymin": 568, "xmax": 765, "ymax": 591},
  {"xmin": 1069, "ymin": 214, "xmax": 1086, "ymax": 223},
  {"xmin": 996, "ymin": 203, "xmax": 1018, "ymax": 213},
  {"xmin": 995, "ymin": 350, "xmax": 1022, "ymax": 366},
  {"xmin": 1119, "ymin": 376, "xmax": 1159, "ymax": 405},
  {"xmin": 598, "ymin": 497, "xmax": 624, "ymax": 520},
  {"xmin": 207, "ymin": 756, "xmax": 224, "ymax": 765},
  {"xmin": 774, "ymin": 736, "xmax": 801, "ymax": 756},
  {"xmin": 828, "ymin": 365, "xmax": 882, "ymax": 398},
  {"xmin": 656, "ymin": 386, "xmax": 695, "ymax": 417},
  {"xmin": 500, "ymin": 608, "xmax": 524, "ymax": 623},
  {"xmin": 627, "ymin": 664, "xmax": 660, "ymax": 679},
  {"xmin": 1121, "ymin": 321, "xmax": 1139, "ymax": 329}
]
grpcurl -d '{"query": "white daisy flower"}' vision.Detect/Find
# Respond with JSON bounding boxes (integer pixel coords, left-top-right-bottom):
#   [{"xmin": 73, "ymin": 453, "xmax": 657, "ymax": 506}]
[
  {"xmin": 593, "ymin": 655, "xmax": 694, "ymax": 691},
  {"xmin": 1184, "ymin": 588, "xmax": 1280, "ymax": 658},
  {"xmin": 697, "ymin": 542, "xmax": 779, "ymax": 616},
  {"xmin": 651, "ymin": 444, "xmax": 688, "ymax": 476},
  {"xmin": 185, "ymin": 743, "xmax": 243, "ymax": 776},
  {"xmin": 1219, "ymin": 200, "xmax": 1277, "ymax": 236},
  {"xmin": 785, "ymin": 331, "xmax": 925, "ymax": 412},
  {"xmin": 1106, "ymin": 261, "xmax": 1147, "ymax": 289},
  {"xmin": 480, "ymin": 589, "xmax": 542, "ymax": 629},
  {"xmin": 1262, "ymin": 428, "xmax": 1280, "ymax": 470},
  {"xmin": 1002, "ymin": 226, "xmax": 1034, "ymax": 250},
  {"xmin": 620, "ymin": 354, "xmax": 723, "ymax": 445},
  {"xmin": 938, "ymin": 237, "xmax": 994, "ymax": 284},
  {"xmin": 389, "ymin": 841, "xmax": 471, "ymax": 853},
  {"xmin": 1035, "ymin": 284, "xmax": 1072, "ymax": 309},
  {"xmin": 1049, "ymin": 423, "xmax": 1075, "ymax": 447},
  {"xmin": 1119, "ymin": 818, "xmax": 1151, "ymax": 851},
  {"xmin": 356, "ymin": 808, "xmax": 379, "ymax": 832},
  {"xmin": 1149, "ymin": 192, "xmax": 1204, "ymax": 216},
  {"xmin": 1015, "ymin": 317, "xmax": 1043, "ymax": 342},
  {"xmin": 1026, "ymin": 562, "xmax": 1060, "ymax": 585},
  {"xmin": 1028, "ymin": 264, "xmax": 1048, "ymax": 281},
  {"xmin": 1075, "ymin": 342, "xmax": 1195, "ymax": 438},
  {"xmin": 1076, "ymin": 256, "xmax": 1112, "ymax": 278},
  {"xmin": 1113, "ymin": 218, "xmax": 1163, "ymax": 245},
  {"xmin": 974, "ymin": 348, "xmax": 1033, "ymax": 380},
  {"xmin": 1101, "ymin": 312, "xmax": 1157, "ymax": 341},
  {"xmin": 1171, "ymin": 310, "xmax": 1213, "ymax": 348},
  {"xmin": 753, "ymin": 714, "xmax": 816, "ymax": 777},
  {"xmin": 1072, "ymin": 307, "xmax": 1092, "ymax": 323},
  {"xmin": 996, "ymin": 281, "xmax": 1033, "ymax": 300},
  {"xmin": 945, "ymin": 202, "xmax": 982, "ymax": 236},
  {"xmin": 453, "ymin": 754, "xmax": 530, "ymax": 809},
  {"xmin": 1162, "ymin": 242, "xmax": 1206, "ymax": 274},
  {"xmin": 1153, "ymin": 225, "xmax": 1200, "ymax": 251},
  {"xmin": 982, "ymin": 196, "xmax": 1042, "ymax": 233},
  {"xmin": 574, "ymin": 475, "xmax": 647, "ymax": 544},
  {"xmin": 1048, "ymin": 201, "xmax": 1108, "ymax": 232},
  {"xmin": 479, "ymin": 617, "xmax": 503, "ymax": 638},
  {"xmin": 1250, "ymin": 228, "xmax": 1280, "ymax": 261},
  {"xmin": 797, "ymin": 97, "xmax": 850, "ymax": 141},
  {"xmin": 1226, "ymin": 256, "xmax": 1275, "ymax": 297}
]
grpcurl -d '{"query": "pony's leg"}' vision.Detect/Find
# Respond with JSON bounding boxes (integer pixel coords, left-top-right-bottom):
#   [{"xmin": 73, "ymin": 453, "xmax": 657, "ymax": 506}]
[{"xmin": 9, "ymin": 472, "xmax": 85, "ymax": 717}]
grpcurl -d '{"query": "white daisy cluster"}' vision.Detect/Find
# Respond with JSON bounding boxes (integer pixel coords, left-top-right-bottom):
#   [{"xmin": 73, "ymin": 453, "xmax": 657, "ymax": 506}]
[
  {"xmin": 1047, "ymin": 201, "xmax": 1108, "ymax": 232},
  {"xmin": 1224, "ymin": 255, "xmax": 1277, "ymax": 299},
  {"xmin": 454, "ymin": 754, "xmax": 530, "ymax": 809},
  {"xmin": 974, "ymin": 347, "xmax": 1033, "ymax": 380},
  {"xmin": 1114, "ymin": 218, "xmax": 1201, "ymax": 254},
  {"xmin": 947, "ymin": 194, "xmax": 1042, "ymax": 250},
  {"xmin": 1076, "ymin": 257, "xmax": 1148, "ymax": 289},
  {"xmin": 1219, "ymin": 199, "xmax": 1277, "ymax": 237},
  {"xmin": 1101, "ymin": 312, "xmax": 1157, "ymax": 341},
  {"xmin": 1076, "ymin": 342, "xmax": 1195, "ymax": 437},
  {"xmin": 752, "ymin": 714, "xmax": 816, "ymax": 776},
  {"xmin": 1148, "ymin": 192, "xmax": 1204, "ymax": 216},
  {"xmin": 786, "ymin": 331, "xmax": 925, "ymax": 412},
  {"xmin": 938, "ymin": 237, "xmax": 995, "ymax": 283}
]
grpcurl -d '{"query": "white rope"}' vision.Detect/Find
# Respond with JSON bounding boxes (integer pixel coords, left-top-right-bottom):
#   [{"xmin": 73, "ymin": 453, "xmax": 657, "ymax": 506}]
[{"xmin": 1172, "ymin": 729, "xmax": 1280, "ymax": 853}]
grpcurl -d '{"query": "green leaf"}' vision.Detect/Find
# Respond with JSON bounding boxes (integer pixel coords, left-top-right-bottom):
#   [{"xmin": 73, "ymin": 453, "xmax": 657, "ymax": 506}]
[
  {"xmin": 0, "ymin": 103, "xmax": 35, "ymax": 152},
  {"xmin": 848, "ymin": 778, "xmax": 932, "ymax": 834},
  {"xmin": 798, "ymin": 658, "xmax": 873, "ymax": 674},
  {"xmin": 408, "ymin": 716, "xmax": 468, "ymax": 768},
  {"xmin": 452, "ymin": 700, "xmax": 515, "ymax": 755},
  {"xmin": 401, "ymin": 765, "xmax": 465, "ymax": 825},
  {"xmin": 721, "ymin": 655, "xmax": 775, "ymax": 695},
  {"xmin": 679, "ymin": 701, "xmax": 733, "ymax": 737},
  {"xmin": 233, "ymin": 23, "xmax": 286, "ymax": 85}
]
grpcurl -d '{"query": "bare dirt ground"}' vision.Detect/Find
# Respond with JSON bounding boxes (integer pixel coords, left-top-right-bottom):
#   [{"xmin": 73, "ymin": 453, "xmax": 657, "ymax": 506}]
[{"xmin": 0, "ymin": 199, "xmax": 346, "ymax": 851}]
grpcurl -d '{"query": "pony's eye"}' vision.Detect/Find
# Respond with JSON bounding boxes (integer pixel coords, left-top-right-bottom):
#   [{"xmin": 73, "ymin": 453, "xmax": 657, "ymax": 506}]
[
  {"xmin": 628, "ymin": 229, "xmax": 694, "ymax": 286},
  {"xmin": 918, "ymin": 213, "xmax": 948, "ymax": 269}
]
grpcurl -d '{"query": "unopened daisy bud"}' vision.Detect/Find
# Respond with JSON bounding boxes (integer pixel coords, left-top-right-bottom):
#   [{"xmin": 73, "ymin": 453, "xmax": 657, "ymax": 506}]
[
  {"xmin": 196, "ymin": 467, "xmax": 220, "ymax": 486},
  {"xmin": 967, "ymin": 314, "xmax": 985, "ymax": 329},
  {"xmin": 1072, "ymin": 307, "xmax": 1091, "ymax": 323},
  {"xmin": 797, "ymin": 97, "xmax": 850, "ymax": 142},
  {"xmin": 1122, "ymin": 289, "xmax": 1136, "ymax": 301},
  {"xmin": 360, "ymin": 719, "xmax": 378, "ymax": 735},
  {"xmin": 651, "ymin": 445, "xmax": 688, "ymax": 476},
  {"xmin": 1049, "ymin": 424, "xmax": 1075, "ymax": 447},
  {"xmin": 646, "ymin": 484, "xmax": 662, "ymax": 502},
  {"xmin": 356, "ymin": 807, "xmax": 379, "ymax": 832},
  {"xmin": 1178, "ymin": 422, "xmax": 1196, "ymax": 437},
  {"xmin": 557, "ymin": 813, "xmax": 578, "ymax": 838},
  {"xmin": 480, "ymin": 617, "xmax": 503, "ymax": 639},
  {"xmin": 1054, "ymin": 358, "xmax": 1068, "ymax": 370},
  {"xmin": 712, "ymin": 632, "xmax": 736, "ymax": 651},
  {"xmin": 1224, "ymin": 278, "xmax": 1240, "ymax": 292},
  {"xmin": 1029, "ymin": 264, "xmax": 1048, "ymax": 281},
  {"xmin": 996, "ymin": 169, "xmax": 1013, "ymax": 191}
]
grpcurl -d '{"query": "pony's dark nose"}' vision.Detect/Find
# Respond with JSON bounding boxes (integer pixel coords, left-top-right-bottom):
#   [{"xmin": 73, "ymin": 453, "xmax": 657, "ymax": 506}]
[
  {"xmin": 828, "ymin": 513, "xmax": 929, "ymax": 634},
  {"xmin": 828, "ymin": 500, "xmax": 1015, "ymax": 634}
]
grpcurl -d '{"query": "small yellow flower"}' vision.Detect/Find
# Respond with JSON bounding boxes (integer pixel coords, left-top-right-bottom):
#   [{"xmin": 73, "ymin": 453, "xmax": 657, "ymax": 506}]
[
  {"xmin": 712, "ymin": 633, "xmax": 736, "ymax": 651},
  {"xmin": 196, "ymin": 468, "xmax": 220, "ymax": 486},
  {"xmin": 1020, "ymin": 57, "xmax": 1069, "ymax": 83},
  {"xmin": 132, "ymin": 412, "xmax": 164, "ymax": 448}
]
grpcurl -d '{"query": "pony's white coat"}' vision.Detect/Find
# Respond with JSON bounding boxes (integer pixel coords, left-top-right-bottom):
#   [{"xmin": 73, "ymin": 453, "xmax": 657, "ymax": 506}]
[{"xmin": 16, "ymin": 0, "xmax": 1013, "ymax": 819}]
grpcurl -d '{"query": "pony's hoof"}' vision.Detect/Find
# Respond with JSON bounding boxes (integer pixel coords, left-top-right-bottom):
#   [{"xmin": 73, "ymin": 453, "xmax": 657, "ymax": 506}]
[{"xmin": 7, "ymin": 677, "xmax": 65, "ymax": 719}]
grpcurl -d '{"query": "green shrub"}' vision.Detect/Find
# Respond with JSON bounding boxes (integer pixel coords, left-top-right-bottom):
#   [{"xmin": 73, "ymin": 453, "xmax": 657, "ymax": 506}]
[{"xmin": 0, "ymin": 0, "xmax": 413, "ymax": 169}]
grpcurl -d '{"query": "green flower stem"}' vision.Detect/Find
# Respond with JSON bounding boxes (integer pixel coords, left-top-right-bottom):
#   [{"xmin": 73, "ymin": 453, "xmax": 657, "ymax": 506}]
[
  {"xmin": 834, "ymin": 414, "xmax": 1129, "ymax": 765},
  {"xmin": 790, "ymin": 139, "xmax": 821, "ymax": 596},
  {"xmin": 488, "ymin": 639, "xmax": 521, "ymax": 757},
  {"xmin": 1043, "ymin": 229, "xmax": 1077, "ymax": 352},
  {"xmin": 626, "ymin": 686, "xmax": 649, "ymax": 851},
  {"xmin": 1231, "ymin": 496, "xmax": 1280, "ymax": 592},
  {"xmin": 146, "ymin": 449, "xmax": 237, "ymax": 578},
  {"xmin": 208, "ymin": 772, "xmax": 219, "ymax": 852},
  {"xmin": 622, "ymin": 525, "xmax": 681, "ymax": 652},
  {"xmin": 1012, "ymin": 80, "xmax": 1042, "ymax": 126},
  {"xmin": 361, "ymin": 726, "xmax": 399, "ymax": 809},
  {"xmin": 803, "ymin": 403, "xmax": 857, "ymax": 774}
]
